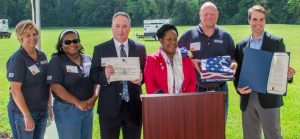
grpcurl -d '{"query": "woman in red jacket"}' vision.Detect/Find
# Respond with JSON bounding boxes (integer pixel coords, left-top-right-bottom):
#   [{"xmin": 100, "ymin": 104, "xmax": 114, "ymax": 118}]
[{"xmin": 144, "ymin": 24, "xmax": 196, "ymax": 94}]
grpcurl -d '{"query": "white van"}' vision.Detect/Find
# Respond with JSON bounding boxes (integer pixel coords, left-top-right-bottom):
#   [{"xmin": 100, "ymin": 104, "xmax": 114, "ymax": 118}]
[
  {"xmin": 0, "ymin": 19, "xmax": 11, "ymax": 39},
  {"xmin": 143, "ymin": 19, "xmax": 172, "ymax": 40}
]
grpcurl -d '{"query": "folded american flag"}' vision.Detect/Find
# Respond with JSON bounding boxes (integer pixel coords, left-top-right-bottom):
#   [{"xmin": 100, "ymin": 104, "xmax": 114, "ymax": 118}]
[{"xmin": 199, "ymin": 56, "xmax": 234, "ymax": 82}]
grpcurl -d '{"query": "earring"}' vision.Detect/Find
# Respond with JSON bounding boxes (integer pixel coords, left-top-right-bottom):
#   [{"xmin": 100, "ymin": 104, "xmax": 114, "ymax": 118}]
[{"xmin": 60, "ymin": 47, "xmax": 63, "ymax": 52}]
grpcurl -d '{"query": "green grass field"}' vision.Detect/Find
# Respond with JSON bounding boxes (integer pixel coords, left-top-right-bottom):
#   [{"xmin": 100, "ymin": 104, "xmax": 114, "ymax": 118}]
[{"xmin": 0, "ymin": 25, "xmax": 299, "ymax": 138}]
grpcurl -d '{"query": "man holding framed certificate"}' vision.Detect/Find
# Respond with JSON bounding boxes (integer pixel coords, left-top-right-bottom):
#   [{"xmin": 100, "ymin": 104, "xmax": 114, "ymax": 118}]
[
  {"xmin": 234, "ymin": 5, "xmax": 296, "ymax": 139},
  {"xmin": 90, "ymin": 12, "xmax": 146, "ymax": 139},
  {"xmin": 101, "ymin": 57, "xmax": 141, "ymax": 82}
]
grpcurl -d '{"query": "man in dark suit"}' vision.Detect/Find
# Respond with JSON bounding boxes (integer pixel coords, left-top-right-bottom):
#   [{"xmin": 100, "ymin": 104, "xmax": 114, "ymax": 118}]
[
  {"xmin": 90, "ymin": 12, "xmax": 146, "ymax": 139},
  {"xmin": 234, "ymin": 5, "xmax": 296, "ymax": 139}
]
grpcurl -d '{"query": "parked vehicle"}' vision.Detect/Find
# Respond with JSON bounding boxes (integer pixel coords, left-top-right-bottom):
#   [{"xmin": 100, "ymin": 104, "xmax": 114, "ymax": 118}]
[
  {"xmin": 0, "ymin": 19, "xmax": 11, "ymax": 39},
  {"xmin": 136, "ymin": 19, "xmax": 172, "ymax": 40}
]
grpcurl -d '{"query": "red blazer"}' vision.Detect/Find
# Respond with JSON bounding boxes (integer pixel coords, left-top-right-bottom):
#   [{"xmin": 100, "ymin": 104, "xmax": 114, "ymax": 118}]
[{"xmin": 144, "ymin": 49, "xmax": 197, "ymax": 94}]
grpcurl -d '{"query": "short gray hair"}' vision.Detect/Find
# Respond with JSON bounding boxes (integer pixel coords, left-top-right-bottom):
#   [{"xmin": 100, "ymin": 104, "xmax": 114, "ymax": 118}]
[
  {"xmin": 112, "ymin": 12, "xmax": 131, "ymax": 25},
  {"xmin": 200, "ymin": 2, "xmax": 218, "ymax": 12}
]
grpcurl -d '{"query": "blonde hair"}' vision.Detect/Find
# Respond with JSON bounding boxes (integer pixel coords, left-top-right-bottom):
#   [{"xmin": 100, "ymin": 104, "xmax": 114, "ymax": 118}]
[{"xmin": 15, "ymin": 20, "xmax": 39, "ymax": 43}]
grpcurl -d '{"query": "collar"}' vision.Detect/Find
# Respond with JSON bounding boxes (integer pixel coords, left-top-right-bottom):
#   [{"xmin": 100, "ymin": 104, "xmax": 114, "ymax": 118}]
[
  {"xmin": 113, "ymin": 38, "xmax": 128, "ymax": 48},
  {"xmin": 59, "ymin": 53, "xmax": 83, "ymax": 62},
  {"xmin": 154, "ymin": 47, "xmax": 163, "ymax": 58},
  {"xmin": 198, "ymin": 24, "xmax": 219, "ymax": 37},
  {"xmin": 19, "ymin": 46, "xmax": 42, "ymax": 59},
  {"xmin": 250, "ymin": 32, "xmax": 264, "ymax": 41}
]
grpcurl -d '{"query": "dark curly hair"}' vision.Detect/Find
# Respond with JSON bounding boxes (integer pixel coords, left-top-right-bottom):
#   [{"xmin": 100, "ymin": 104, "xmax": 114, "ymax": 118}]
[
  {"xmin": 53, "ymin": 29, "xmax": 84, "ymax": 56},
  {"xmin": 156, "ymin": 24, "xmax": 178, "ymax": 40}
]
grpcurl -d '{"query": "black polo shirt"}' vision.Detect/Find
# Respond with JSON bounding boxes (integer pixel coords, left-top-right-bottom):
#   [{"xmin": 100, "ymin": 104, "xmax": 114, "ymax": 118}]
[
  {"xmin": 178, "ymin": 25, "xmax": 235, "ymax": 86},
  {"xmin": 47, "ymin": 54, "xmax": 93, "ymax": 101},
  {"xmin": 7, "ymin": 47, "xmax": 49, "ymax": 112},
  {"xmin": 178, "ymin": 25, "xmax": 235, "ymax": 59}
]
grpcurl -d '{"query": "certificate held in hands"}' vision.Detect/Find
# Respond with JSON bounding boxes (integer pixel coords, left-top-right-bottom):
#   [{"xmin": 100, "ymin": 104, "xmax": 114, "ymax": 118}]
[
  {"xmin": 238, "ymin": 48, "xmax": 290, "ymax": 95},
  {"xmin": 101, "ymin": 57, "xmax": 140, "ymax": 82}
]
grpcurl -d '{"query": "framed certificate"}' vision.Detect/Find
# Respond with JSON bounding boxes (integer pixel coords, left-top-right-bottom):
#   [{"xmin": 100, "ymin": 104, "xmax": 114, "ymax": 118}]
[
  {"xmin": 101, "ymin": 57, "xmax": 140, "ymax": 82},
  {"xmin": 238, "ymin": 48, "xmax": 290, "ymax": 95}
]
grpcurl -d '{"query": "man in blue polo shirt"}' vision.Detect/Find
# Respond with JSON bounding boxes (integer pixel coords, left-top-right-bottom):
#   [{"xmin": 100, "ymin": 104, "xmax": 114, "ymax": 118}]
[{"xmin": 178, "ymin": 2, "xmax": 237, "ymax": 118}]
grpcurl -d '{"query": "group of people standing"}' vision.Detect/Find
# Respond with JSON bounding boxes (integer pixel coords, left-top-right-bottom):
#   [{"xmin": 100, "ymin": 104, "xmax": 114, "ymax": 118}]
[{"xmin": 6, "ymin": 2, "xmax": 296, "ymax": 139}]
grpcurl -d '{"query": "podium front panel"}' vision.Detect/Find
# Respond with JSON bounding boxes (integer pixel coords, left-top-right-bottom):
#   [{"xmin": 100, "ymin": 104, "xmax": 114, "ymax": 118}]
[{"xmin": 141, "ymin": 92, "xmax": 225, "ymax": 139}]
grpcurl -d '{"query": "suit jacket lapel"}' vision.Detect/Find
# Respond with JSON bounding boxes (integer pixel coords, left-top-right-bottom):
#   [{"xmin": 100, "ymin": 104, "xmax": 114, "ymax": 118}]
[
  {"xmin": 155, "ymin": 49, "xmax": 168, "ymax": 89},
  {"xmin": 261, "ymin": 32, "xmax": 268, "ymax": 51},
  {"xmin": 155, "ymin": 48, "xmax": 165, "ymax": 62},
  {"xmin": 261, "ymin": 32, "xmax": 272, "ymax": 51},
  {"xmin": 128, "ymin": 39, "xmax": 136, "ymax": 57},
  {"xmin": 109, "ymin": 39, "xmax": 118, "ymax": 57},
  {"xmin": 245, "ymin": 32, "xmax": 269, "ymax": 51},
  {"xmin": 245, "ymin": 36, "xmax": 251, "ymax": 49},
  {"xmin": 241, "ymin": 36, "xmax": 250, "ymax": 54}
]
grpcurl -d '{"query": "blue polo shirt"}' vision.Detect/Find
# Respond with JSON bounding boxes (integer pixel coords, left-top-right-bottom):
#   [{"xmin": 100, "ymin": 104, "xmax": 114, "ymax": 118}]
[
  {"xmin": 178, "ymin": 25, "xmax": 235, "ymax": 59},
  {"xmin": 7, "ymin": 47, "xmax": 49, "ymax": 112},
  {"xmin": 178, "ymin": 25, "xmax": 235, "ymax": 86},
  {"xmin": 47, "ymin": 54, "xmax": 93, "ymax": 101}
]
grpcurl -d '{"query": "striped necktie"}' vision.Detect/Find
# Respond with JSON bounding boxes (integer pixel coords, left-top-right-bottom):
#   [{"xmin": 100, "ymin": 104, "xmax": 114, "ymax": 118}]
[{"xmin": 120, "ymin": 44, "xmax": 129, "ymax": 102}]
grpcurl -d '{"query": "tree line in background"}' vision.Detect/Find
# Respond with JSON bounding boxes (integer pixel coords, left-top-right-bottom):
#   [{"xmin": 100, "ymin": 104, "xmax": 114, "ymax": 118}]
[{"xmin": 1, "ymin": 0, "xmax": 300, "ymax": 28}]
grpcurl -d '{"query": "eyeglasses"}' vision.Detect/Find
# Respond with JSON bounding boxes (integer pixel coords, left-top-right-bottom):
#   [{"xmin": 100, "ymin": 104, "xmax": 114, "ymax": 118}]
[{"xmin": 63, "ymin": 39, "xmax": 79, "ymax": 45}]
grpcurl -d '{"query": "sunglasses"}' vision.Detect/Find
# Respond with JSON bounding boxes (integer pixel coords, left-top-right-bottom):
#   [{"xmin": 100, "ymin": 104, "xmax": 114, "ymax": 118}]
[{"xmin": 63, "ymin": 39, "xmax": 79, "ymax": 45}]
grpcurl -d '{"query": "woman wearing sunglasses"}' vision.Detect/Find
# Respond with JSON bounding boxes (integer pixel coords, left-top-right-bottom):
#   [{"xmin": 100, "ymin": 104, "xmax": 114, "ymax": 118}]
[{"xmin": 47, "ymin": 29, "xmax": 98, "ymax": 139}]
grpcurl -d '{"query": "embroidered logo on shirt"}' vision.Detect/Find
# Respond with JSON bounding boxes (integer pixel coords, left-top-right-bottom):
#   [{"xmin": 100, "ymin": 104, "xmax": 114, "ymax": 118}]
[
  {"xmin": 28, "ymin": 64, "xmax": 40, "ymax": 75},
  {"xmin": 66, "ymin": 65, "xmax": 79, "ymax": 73},
  {"xmin": 8, "ymin": 73, "xmax": 14, "ymax": 77},
  {"xmin": 40, "ymin": 60, "xmax": 48, "ymax": 64},
  {"xmin": 214, "ymin": 39, "xmax": 223, "ymax": 44},
  {"xmin": 47, "ymin": 75, "xmax": 52, "ymax": 80},
  {"xmin": 189, "ymin": 42, "xmax": 201, "ymax": 51}
]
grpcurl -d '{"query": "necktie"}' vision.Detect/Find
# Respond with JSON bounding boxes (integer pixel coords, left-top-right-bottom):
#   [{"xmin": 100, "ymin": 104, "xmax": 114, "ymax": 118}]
[{"xmin": 120, "ymin": 44, "xmax": 130, "ymax": 102}]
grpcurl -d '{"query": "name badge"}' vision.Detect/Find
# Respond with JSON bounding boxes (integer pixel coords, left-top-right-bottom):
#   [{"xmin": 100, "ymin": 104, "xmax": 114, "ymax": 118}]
[
  {"xmin": 66, "ymin": 65, "xmax": 79, "ymax": 73},
  {"xmin": 189, "ymin": 42, "xmax": 201, "ymax": 51},
  {"xmin": 28, "ymin": 64, "xmax": 40, "ymax": 75},
  {"xmin": 214, "ymin": 39, "xmax": 223, "ymax": 44},
  {"xmin": 47, "ymin": 75, "xmax": 52, "ymax": 81}
]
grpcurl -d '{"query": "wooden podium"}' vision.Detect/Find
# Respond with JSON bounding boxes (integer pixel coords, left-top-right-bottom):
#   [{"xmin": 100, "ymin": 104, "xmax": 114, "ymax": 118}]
[{"xmin": 141, "ymin": 92, "xmax": 225, "ymax": 139}]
